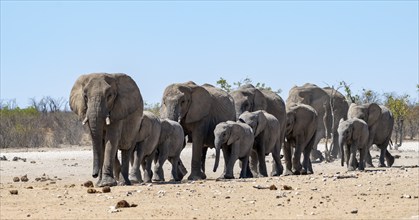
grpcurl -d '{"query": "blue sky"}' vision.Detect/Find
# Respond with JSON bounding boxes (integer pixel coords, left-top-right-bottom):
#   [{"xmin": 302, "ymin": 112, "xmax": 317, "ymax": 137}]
[{"xmin": 1, "ymin": 1, "xmax": 418, "ymax": 108}]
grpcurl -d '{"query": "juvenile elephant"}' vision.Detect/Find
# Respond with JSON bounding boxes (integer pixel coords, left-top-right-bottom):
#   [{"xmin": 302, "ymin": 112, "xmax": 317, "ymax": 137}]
[
  {"xmin": 238, "ymin": 110, "xmax": 283, "ymax": 177},
  {"xmin": 230, "ymin": 84, "xmax": 286, "ymax": 176},
  {"xmin": 347, "ymin": 103, "xmax": 395, "ymax": 167},
  {"xmin": 287, "ymin": 83, "xmax": 349, "ymax": 160},
  {"xmin": 129, "ymin": 111, "xmax": 161, "ymax": 183},
  {"xmin": 284, "ymin": 104, "xmax": 318, "ymax": 175},
  {"xmin": 160, "ymin": 81, "xmax": 236, "ymax": 180},
  {"xmin": 338, "ymin": 118, "xmax": 369, "ymax": 171},
  {"xmin": 70, "ymin": 73, "xmax": 143, "ymax": 187},
  {"xmin": 153, "ymin": 119, "xmax": 187, "ymax": 182},
  {"xmin": 213, "ymin": 121, "xmax": 254, "ymax": 179}
]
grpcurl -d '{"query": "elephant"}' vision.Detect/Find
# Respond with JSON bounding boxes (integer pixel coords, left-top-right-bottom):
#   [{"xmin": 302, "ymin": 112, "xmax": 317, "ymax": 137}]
[
  {"xmin": 347, "ymin": 103, "xmax": 395, "ymax": 167},
  {"xmin": 337, "ymin": 118, "xmax": 369, "ymax": 171},
  {"xmin": 160, "ymin": 81, "xmax": 236, "ymax": 180},
  {"xmin": 284, "ymin": 104, "xmax": 318, "ymax": 175},
  {"xmin": 238, "ymin": 110, "xmax": 283, "ymax": 177},
  {"xmin": 129, "ymin": 111, "xmax": 161, "ymax": 183},
  {"xmin": 213, "ymin": 121, "xmax": 254, "ymax": 179},
  {"xmin": 286, "ymin": 83, "xmax": 349, "ymax": 160},
  {"xmin": 153, "ymin": 119, "xmax": 188, "ymax": 182},
  {"xmin": 69, "ymin": 73, "xmax": 143, "ymax": 187},
  {"xmin": 230, "ymin": 84, "xmax": 286, "ymax": 176}
]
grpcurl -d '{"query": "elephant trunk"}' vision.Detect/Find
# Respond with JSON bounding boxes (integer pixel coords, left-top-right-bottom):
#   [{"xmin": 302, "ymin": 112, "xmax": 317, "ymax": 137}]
[
  {"xmin": 213, "ymin": 138, "xmax": 222, "ymax": 172},
  {"xmin": 87, "ymin": 98, "xmax": 106, "ymax": 178}
]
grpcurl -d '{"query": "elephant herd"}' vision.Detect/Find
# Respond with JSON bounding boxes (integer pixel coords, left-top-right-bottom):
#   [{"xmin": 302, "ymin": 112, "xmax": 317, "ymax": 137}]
[{"xmin": 69, "ymin": 73, "xmax": 395, "ymax": 187}]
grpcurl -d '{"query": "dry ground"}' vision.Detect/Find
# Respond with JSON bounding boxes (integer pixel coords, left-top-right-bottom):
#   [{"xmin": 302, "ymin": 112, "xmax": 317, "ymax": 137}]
[{"xmin": 0, "ymin": 142, "xmax": 418, "ymax": 219}]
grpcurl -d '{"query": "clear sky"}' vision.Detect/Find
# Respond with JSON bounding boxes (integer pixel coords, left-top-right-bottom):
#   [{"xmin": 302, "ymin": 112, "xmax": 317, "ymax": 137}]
[{"xmin": 1, "ymin": 1, "xmax": 418, "ymax": 108}]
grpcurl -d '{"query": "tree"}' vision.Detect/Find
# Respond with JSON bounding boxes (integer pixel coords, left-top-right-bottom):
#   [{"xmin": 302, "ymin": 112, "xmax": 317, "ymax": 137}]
[
  {"xmin": 339, "ymin": 81, "xmax": 360, "ymax": 104},
  {"xmin": 216, "ymin": 77, "xmax": 282, "ymax": 94},
  {"xmin": 384, "ymin": 93, "xmax": 409, "ymax": 147}
]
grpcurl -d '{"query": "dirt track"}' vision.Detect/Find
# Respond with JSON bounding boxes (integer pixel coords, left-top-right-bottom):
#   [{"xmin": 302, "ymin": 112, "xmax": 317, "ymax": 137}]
[{"xmin": 1, "ymin": 143, "xmax": 418, "ymax": 219}]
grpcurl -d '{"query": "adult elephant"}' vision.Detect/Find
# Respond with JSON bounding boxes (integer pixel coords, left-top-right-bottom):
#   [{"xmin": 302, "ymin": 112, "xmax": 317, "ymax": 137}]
[
  {"xmin": 284, "ymin": 104, "xmax": 318, "ymax": 175},
  {"xmin": 70, "ymin": 73, "xmax": 143, "ymax": 187},
  {"xmin": 230, "ymin": 84, "xmax": 286, "ymax": 175},
  {"xmin": 160, "ymin": 81, "xmax": 236, "ymax": 180},
  {"xmin": 286, "ymin": 83, "xmax": 349, "ymax": 160},
  {"xmin": 347, "ymin": 103, "xmax": 395, "ymax": 167}
]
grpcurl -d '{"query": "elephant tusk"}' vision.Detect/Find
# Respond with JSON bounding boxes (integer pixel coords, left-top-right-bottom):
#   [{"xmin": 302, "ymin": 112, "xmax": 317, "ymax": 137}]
[
  {"xmin": 82, "ymin": 117, "xmax": 88, "ymax": 125},
  {"xmin": 106, "ymin": 116, "xmax": 111, "ymax": 125}
]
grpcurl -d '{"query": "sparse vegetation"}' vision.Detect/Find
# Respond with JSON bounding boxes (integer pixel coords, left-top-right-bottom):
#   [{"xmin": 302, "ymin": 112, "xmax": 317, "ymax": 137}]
[{"xmin": 216, "ymin": 77, "xmax": 282, "ymax": 94}]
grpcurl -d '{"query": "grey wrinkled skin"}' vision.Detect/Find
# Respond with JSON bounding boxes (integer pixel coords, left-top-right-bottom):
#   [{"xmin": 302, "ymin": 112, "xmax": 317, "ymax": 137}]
[
  {"xmin": 238, "ymin": 110, "xmax": 283, "ymax": 177},
  {"xmin": 283, "ymin": 104, "xmax": 318, "ymax": 176},
  {"xmin": 338, "ymin": 118, "xmax": 369, "ymax": 171},
  {"xmin": 69, "ymin": 73, "xmax": 143, "ymax": 187},
  {"xmin": 230, "ymin": 84, "xmax": 286, "ymax": 176},
  {"xmin": 287, "ymin": 83, "xmax": 349, "ymax": 160},
  {"xmin": 160, "ymin": 81, "xmax": 236, "ymax": 181},
  {"xmin": 347, "ymin": 103, "xmax": 395, "ymax": 167},
  {"xmin": 129, "ymin": 111, "xmax": 161, "ymax": 184},
  {"xmin": 213, "ymin": 121, "xmax": 254, "ymax": 179},
  {"xmin": 153, "ymin": 119, "xmax": 187, "ymax": 182}
]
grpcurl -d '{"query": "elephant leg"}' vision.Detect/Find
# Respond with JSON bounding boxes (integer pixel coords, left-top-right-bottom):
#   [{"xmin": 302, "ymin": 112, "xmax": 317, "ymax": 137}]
[
  {"xmin": 217, "ymin": 147, "xmax": 230, "ymax": 179},
  {"xmin": 188, "ymin": 132, "xmax": 207, "ymax": 180},
  {"xmin": 129, "ymin": 143, "xmax": 144, "ymax": 183},
  {"xmin": 240, "ymin": 156, "xmax": 249, "ymax": 178},
  {"xmin": 302, "ymin": 146, "xmax": 313, "ymax": 174},
  {"xmin": 348, "ymin": 146, "xmax": 357, "ymax": 171},
  {"xmin": 271, "ymin": 143, "xmax": 283, "ymax": 176},
  {"xmin": 310, "ymin": 133, "xmax": 323, "ymax": 162},
  {"xmin": 224, "ymin": 143, "xmax": 240, "ymax": 179},
  {"xmin": 143, "ymin": 152, "xmax": 155, "ymax": 183},
  {"xmin": 98, "ymin": 137, "xmax": 119, "ymax": 187},
  {"xmin": 153, "ymin": 144, "xmax": 168, "ymax": 182},
  {"xmin": 113, "ymin": 153, "xmax": 121, "ymax": 181},
  {"xmin": 119, "ymin": 149, "xmax": 132, "ymax": 186},
  {"xmin": 201, "ymin": 146, "xmax": 208, "ymax": 173},
  {"xmin": 385, "ymin": 149, "xmax": 395, "ymax": 167},
  {"xmin": 177, "ymin": 159, "xmax": 187, "ymax": 181},
  {"xmin": 292, "ymin": 143, "xmax": 302, "ymax": 175},
  {"xmin": 168, "ymin": 157, "xmax": 178, "ymax": 181},
  {"xmin": 247, "ymin": 150, "xmax": 258, "ymax": 178},
  {"xmin": 378, "ymin": 147, "xmax": 387, "ymax": 167},
  {"xmin": 365, "ymin": 147, "xmax": 374, "ymax": 168},
  {"xmin": 257, "ymin": 146, "xmax": 268, "ymax": 177},
  {"xmin": 283, "ymin": 142, "xmax": 293, "ymax": 176},
  {"xmin": 358, "ymin": 147, "xmax": 366, "ymax": 171}
]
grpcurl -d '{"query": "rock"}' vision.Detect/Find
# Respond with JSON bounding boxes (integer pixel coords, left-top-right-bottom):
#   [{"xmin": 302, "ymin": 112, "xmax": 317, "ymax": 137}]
[
  {"xmin": 351, "ymin": 209, "xmax": 358, "ymax": 214},
  {"xmin": 269, "ymin": 184, "xmax": 278, "ymax": 190},
  {"xmin": 0, "ymin": 155, "xmax": 7, "ymax": 161},
  {"xmin": 30, "ymin": 161, "xmax": 36, "ymax": 164},
  {"xmin": 9, "ymin": 190, "xmax": 18, "ymax": 195},
  {"xmin": 102, "ymin": 186, "xmax": 111, "ymax": 193},
  {"xmin": 21, "ymin": 175, "xmax": 29, "ymax": 182},
  {"xmin": 87, "ymin": 188, "xmax": 97, "ymax": 194},
  {"xmin": 83, "ymin": 181, "xmax": 94, "ymax": 188},
  {"xmin": 402, "ymin": 194, "xmax": 411, "ymax": 199},
  {"xmin": 26, "ymin": 186, "xmax": 33, "ymax": 189},
  {"xmin": 13, "ymin": 177, "xmax": 20, "ymax": 182},
  {"xmin": 225, "ymin": 196, "xmax": 231, "ymax": 199},
  {"xmin": 282, "ymin": 185, "xmax": 293, "ymax": 190},
  {"xmin": 116, "ymin": 200, "xmax": 130, "ymax": 208}
]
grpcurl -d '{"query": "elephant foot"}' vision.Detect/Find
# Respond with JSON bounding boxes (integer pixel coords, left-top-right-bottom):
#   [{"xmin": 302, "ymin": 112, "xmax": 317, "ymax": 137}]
[
  {"xmin": 283, "ymin": 169, "xmax": 293, "ymax": 176},
  {"xmin": 386, "ymin": 156, "xmax": 395, "ymax": 167},
  {"xmin": 292, "ymin": 170, "xmax": 301, "ymax": 175},
  {"xmin": 224, "ymin": 174, "xmax": 234, "ymax": 179},
  {"xmin": 307, "ymin": 170, "xmax": 313, "ymax": 175},
  {"xmin": 97, "ymin": 176, "xmax": 117, "ymax": 187},
  {"xmin": 152, "ymin": 177, "xmax": 165, "ymax": 182},
  {"xmin": 187, "ymin": 171, "xmax": 207, "ymax": 181},
  {"xmin": 271, "ymin": 169, "xmax": 283, "ymax": 176},
  {"xmin": 301, "ymin": 169, "xmax": 308, "ymax": 175},
  {"xmin": 378, "ymin": 163, "xmax": 386, "ymax": 168}
]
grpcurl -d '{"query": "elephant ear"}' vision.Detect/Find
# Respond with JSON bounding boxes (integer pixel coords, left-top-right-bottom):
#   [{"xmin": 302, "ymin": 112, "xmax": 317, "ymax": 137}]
[
  {"xmin": 286, "ymin": 111, "xmax": 295, "ymax": 136},
  {"xmin": 367, "ymin": 103, "xmax": 381, "ymax": 126},
  {"xmin": 179, "ymin": 85, "xmax": 211, "ymax": 124},
  {"xmin": 110, "ymin": 74, "xmax": 143, "ymax": 121},
  {"xmin": 227, "ymin": 123, "xmax": 240, "ymax": 145},
  {"xmin": 69, "ymin": 74, "xmax": 91, "ymax": 121},
  {"xmin": 299, "ymin": 90, "xmax": 312, "ymax": 104},
  {"xmin": 255, "ymin": 111, "xmax": 268, "ymax": 136},
  {"xmin": 253, "ymin": 89, "xmax": 267, "ymax": 111}
]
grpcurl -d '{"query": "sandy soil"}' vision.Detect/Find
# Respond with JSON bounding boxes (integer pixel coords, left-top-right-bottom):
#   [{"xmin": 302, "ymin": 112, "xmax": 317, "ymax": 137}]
[{"xmin": 1, "ymin": 142, "xmax": 418, "ymax": 219}]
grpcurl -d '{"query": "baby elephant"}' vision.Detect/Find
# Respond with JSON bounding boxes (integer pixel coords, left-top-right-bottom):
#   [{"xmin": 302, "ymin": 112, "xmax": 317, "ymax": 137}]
[
  {"xmin": 213, "ymin": 121, "xmax": 254, "ymax": 179},
  {"xmin": 338, "ymin": 118, "xmax": 369, "ymax": 171},
  {"xmin": 153, "ymin": 119, "xmax": 188, "ymax": 182}
]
